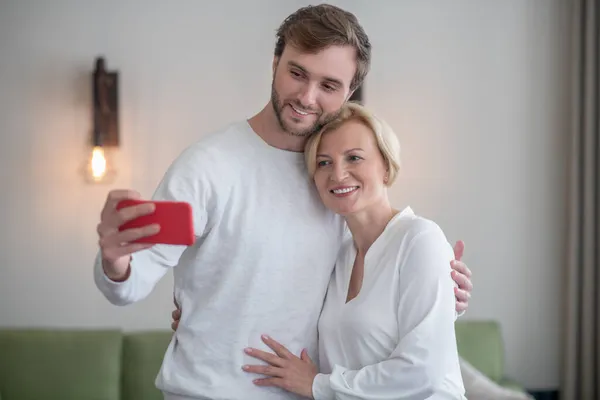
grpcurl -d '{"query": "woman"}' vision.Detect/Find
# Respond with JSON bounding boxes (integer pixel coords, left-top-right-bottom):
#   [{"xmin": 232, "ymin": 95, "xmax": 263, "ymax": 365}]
[{"xmin": 240, "ymin": 102, "xmax": 467, "ymax": 399}]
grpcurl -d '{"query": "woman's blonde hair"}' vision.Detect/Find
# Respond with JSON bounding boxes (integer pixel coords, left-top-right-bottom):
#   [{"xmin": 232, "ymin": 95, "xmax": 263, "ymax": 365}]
[{"xmin": 304, "ymin": 102, "xmax": 401, "ymax": 186}]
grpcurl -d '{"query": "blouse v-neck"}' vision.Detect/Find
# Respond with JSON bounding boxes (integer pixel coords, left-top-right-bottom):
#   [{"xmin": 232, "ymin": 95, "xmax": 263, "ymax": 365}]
[{"xmin": 342, "ymin": 207, "xmax": 414, "ymax": 306}]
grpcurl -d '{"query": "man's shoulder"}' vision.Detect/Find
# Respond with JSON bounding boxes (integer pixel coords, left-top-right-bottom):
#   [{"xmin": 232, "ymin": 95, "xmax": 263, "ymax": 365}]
[
  {"xmin": 154, "ymin": 121, "xmax": 252, "ymax": 191},
  {"xmin": 185, "ymin": 120, "xmax": 252, "ymax": 156},
  {"xmin": 170, "ymin": 121, "xmax": 252, "ymax": 168}
]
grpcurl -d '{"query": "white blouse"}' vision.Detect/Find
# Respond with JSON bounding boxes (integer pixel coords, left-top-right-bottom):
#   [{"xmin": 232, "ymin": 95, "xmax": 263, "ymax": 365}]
[{"xmin": 312, "ymin": 207, "xmax": 466, "ymax": 400}]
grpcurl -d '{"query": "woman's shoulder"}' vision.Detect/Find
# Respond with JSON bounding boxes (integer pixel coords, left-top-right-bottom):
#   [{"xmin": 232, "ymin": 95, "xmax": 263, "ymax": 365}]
[
  {"xmin": 388, "ymin": 207, "xmax": 447, "ymax": 245},
  {"xmin": 387, "ymin": 208, "xmax": 453, "ymax": 271}
]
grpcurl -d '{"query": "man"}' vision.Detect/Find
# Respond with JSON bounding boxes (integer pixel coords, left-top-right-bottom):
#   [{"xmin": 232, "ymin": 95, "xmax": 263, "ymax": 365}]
[{"xmin": 94, "ymin": 4, "xmax": 473, "ymax": 400}]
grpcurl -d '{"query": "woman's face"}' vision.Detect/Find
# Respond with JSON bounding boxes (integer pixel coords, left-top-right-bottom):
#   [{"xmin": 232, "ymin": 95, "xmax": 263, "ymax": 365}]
[{"xmin": 313, "ymin": 120, "xmax": 389, "ymax": 216}]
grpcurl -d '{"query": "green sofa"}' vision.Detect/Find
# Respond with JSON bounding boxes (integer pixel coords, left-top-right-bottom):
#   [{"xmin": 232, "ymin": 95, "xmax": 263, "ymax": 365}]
[
  {"xmin": 0, "ymin": 329, "xmax": 171, "ymax": 400},
  {"xmin": 455, "ymin": 321, "xmax": 526, "ymax": 392},
  {"xmin": 0, "ymin": 320, "xmax": 523, "ymax": 399}
]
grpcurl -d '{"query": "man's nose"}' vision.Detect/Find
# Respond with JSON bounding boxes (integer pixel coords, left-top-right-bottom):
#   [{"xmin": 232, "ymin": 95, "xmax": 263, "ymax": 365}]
[{"xmin": 298, "ymin": 83, "xmax": 318, "ymax": 107}]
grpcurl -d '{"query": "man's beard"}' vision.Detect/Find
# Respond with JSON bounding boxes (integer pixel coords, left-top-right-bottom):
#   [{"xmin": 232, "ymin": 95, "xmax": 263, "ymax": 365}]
[{"xmin": 271, "ymin": 83, "xmax": 340, "ymax": 138}]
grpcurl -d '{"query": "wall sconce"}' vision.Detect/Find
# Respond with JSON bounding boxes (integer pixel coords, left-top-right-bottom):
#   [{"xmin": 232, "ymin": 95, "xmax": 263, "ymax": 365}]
[{"xmin": 84, "ymin": 56, "xmax": 119, "ymax": 183}]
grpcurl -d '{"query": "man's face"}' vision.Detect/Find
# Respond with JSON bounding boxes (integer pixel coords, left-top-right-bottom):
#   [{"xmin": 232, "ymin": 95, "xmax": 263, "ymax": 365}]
[{"xmin": 271, "ymin": 44, "xmax": 356, "ymax": 137}]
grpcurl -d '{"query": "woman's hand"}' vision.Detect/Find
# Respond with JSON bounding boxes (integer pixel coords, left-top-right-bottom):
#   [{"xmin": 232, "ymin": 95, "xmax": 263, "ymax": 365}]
[{"xmin": 242, "ymin": 335, "xmax": 318, "ymax": 399}]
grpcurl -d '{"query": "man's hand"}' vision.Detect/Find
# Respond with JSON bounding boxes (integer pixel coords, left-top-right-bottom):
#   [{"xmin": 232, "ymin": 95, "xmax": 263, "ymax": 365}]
[
  {"xmin": 172, "ymin": 296, "xmax": 181, "ymax": 331},
  {"xmin": 243, "ymin": 335, "xmax": 317, "ymax": 398},
  {"xmin": 96, "ymin": 189, "xmax": 160, "ymax": 281},
  {"xmin": 450, "ymin": 240, "xmax": 473, "ymax": 314}
]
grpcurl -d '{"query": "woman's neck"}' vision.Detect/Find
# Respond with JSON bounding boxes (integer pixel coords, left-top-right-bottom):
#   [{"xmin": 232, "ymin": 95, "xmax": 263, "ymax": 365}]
[{"xmin": 345, "ymin": 198, "xmax": 398, "ymax": 256}]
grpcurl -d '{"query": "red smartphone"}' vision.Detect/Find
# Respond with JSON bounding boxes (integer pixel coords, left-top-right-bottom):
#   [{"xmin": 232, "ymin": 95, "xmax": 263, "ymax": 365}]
[{"xmin": 116, "ymin": 199, "xmax": 195, "ymax": 246}]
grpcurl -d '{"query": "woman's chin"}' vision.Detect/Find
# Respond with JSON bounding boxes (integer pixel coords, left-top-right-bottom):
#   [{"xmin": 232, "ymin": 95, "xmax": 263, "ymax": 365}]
[{"xmin": 325, "ymin": 201, "xmax": 358, "ymax": 217}]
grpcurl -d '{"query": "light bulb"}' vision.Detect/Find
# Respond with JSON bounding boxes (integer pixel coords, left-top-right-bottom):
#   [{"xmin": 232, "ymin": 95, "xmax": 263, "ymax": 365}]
[
  {"xmin": 84, "ymin": 145, "xmax": 116, "ymax": 184},
  {"xmin": 91, "ymin": 147, "xmax": 107, "ymax": 178}
]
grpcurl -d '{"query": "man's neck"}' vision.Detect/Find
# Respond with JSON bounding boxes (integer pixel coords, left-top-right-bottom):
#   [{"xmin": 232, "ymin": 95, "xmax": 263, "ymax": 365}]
[{"xmin": 247, "ymin": 103, "xmax": 309, "ymax": 153}]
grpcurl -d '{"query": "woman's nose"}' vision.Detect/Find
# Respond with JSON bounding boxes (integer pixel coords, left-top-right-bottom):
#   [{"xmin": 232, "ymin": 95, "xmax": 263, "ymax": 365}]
[{"xmin": 331, "ymin": 164, "xmax": 349, "ymax": 182}]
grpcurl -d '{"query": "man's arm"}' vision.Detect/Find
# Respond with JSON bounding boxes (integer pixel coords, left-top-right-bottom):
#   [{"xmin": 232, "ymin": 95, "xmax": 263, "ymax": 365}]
[
  {"xmin": 94, "ymin": 146, "xmax": 211, "ymax": 305},
  {"xmin": 93, "ymin": 242, "xmax": 185, "ymax": 306},
  {"xmin": 167, "ymin": 244, "xmax": 474, "ymax": 327}
]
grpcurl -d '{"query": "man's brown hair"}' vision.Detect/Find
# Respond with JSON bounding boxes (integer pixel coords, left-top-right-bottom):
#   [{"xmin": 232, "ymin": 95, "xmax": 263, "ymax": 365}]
[{"xmin": 274, "ymin": 4, "xmax": 371, "ymax": 92}]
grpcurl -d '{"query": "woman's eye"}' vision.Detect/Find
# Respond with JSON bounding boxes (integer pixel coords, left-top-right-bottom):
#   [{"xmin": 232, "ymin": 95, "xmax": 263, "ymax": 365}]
[
  {"xmin": 348, "ymin": 155, "xmax": 361, "ymax": 162},
  {"xmin": 317, "ymin": 160, "xmax": 329, "ymax": 167}
]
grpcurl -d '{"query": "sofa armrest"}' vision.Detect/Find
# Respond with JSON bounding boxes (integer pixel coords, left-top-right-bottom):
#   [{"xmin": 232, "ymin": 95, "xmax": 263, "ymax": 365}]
[{"xmin": 498, "ymin": 377, "xmax": 527, "ymax": 392}]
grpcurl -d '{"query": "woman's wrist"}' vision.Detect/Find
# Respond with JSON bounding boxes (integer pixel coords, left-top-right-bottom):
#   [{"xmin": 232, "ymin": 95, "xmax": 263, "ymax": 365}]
[{"xmin": 311, "ymin": 373, "xmax": 334, "ymax": 400}]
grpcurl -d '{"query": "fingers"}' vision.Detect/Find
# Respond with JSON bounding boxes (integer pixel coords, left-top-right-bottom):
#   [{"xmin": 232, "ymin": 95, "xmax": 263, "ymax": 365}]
[
  {"xmin": 105, "ymin": 189, "xmax": 142, "ymax": 211},
  {"xmin": 97, "ymin": 190, "xmax": 158, "ymax": 262},
  {"xmin": 100, "ymin": 190, "xmax": 142, "ymax": 224},
  {"xmin": 450, "ymin": 259, "xmax": 473, "ymax": 315},
  {"xmin": 242, "ymin": 363, "xmax": 285, "ymax": 377},
  {"xmin": 244, "ymin": 347, "xmax": 286, "ymax": 367},
  {"xmin": 300, "ymin": 349, "xmax": 312, "ymax": 364},
  {"xmin": 453, "ymin": 240, "xmax": 465, "ymax": 261},
  {"xmin": 116, "ymin": 202, "xmax": 156, "ymax": 226},
  {"xmin": 171, "ymin": 306, "xmax": 181, "ymax": 332},
  {"xmin": 456, "ymin": 300, "xmax": 468, "ymax": 314},
  {"xmin": 455, "ymin": 287, "xmax": 471, "ymax": 303},
  {"xmin": 451, "ymin": 260, "xmax": 472, "ymax": 278},
  {"xmin": 252, "ymin": 377, "xmax": 285, "ymax": 388},
  {"xmin": 101, "ymin": 242, "xmax": 154, "ymax": 264},
  {"xmin": 100, "ymin": 203, "xmax": 157, "ymax": 235},
  {"xmin": 451, "ymin": 268, "xmax": 473, "ymax": 292},
  {"xmin": 300, "ymin": 349, "xmax": 308, "ymax": 361},
  {"xmin": 455, "ymin": 288, "xmax": 470, "ymax": 314},
  {"xmin": 261, "ymin": 335, "xmax": 294, "ymax": 359},
  {"xmin": 99, "ymin": 223, "xmax": 160, "ymax": 248},
  {"xmin": 99, "ymin": 189, "xmax": 155, "ymax": 236}
]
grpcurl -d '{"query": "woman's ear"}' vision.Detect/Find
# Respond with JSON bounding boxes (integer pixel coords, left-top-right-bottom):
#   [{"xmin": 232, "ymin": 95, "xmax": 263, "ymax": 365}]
[{"xmin": 383, "ymin": 166, "xmax": 391, "ymax": 184}]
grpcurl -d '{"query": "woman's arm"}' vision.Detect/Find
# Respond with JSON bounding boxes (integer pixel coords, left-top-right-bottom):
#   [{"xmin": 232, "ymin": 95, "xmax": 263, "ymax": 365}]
[{"xmin": 313, "ymin": 225, "xmax": 461, "ymax": 399}]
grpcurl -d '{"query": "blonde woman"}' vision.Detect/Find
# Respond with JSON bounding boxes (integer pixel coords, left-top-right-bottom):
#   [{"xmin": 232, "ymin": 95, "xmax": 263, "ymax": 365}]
[{"xmin": 241, "ymin": 102, "xmax": 467, "ymax": 399}]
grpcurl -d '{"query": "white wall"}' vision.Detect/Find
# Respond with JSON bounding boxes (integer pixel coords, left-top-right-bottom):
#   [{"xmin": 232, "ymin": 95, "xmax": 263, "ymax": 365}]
[{"xmin": 0, "ymin": 0, "xmax": 571, "ymax": 391}]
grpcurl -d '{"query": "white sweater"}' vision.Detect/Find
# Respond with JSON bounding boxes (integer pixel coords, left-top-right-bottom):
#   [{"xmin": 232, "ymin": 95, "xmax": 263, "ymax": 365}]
[
  {"xmin": 94, "ymin": 121, "xmax": 346, "ymax": 400},
  {"xmin": 313, "ymin": 208, "xmax": 466, "ymax": 400}
]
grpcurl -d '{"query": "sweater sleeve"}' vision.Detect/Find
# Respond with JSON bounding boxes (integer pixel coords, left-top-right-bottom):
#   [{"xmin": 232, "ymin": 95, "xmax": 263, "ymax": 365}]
[
  {"xmin": 94, "ymin": 145, "xmax": 212, "ymax": 306},
  {"xmin": 312, "ymin": 224, "xmax": 461, "ymax": 400}
]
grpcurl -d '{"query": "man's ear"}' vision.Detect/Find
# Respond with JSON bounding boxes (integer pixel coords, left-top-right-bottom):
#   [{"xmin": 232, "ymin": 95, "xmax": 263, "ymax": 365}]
[{"xmin": 272, "ymin": 57, "xmax": 280, "ymax": 75}]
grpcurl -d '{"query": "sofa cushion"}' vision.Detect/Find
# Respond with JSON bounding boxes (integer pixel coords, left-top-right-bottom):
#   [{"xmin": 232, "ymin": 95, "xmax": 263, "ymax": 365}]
[
  {"xmin": 455, "ymin": 320, "xmax": 504, "ymax": 382},
  {"xmin": 121, "ymin": 331, "xmax": 173, "ymax": 400},
  {"xmin": 0, "ymin": 329, "xmax": 122, "ymax": 400}
]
